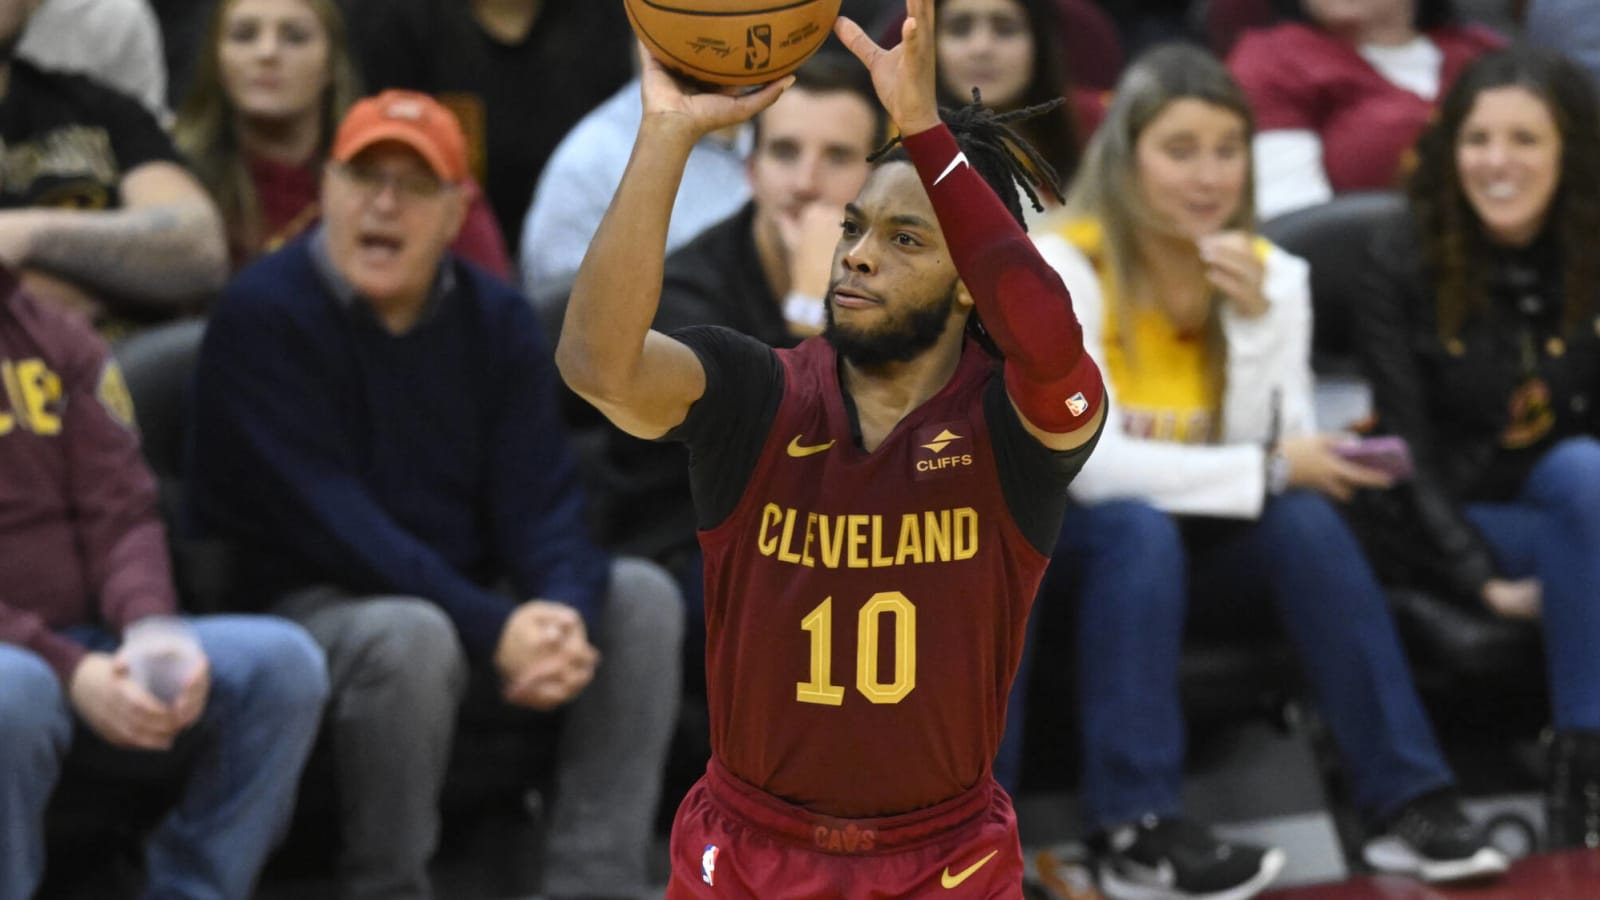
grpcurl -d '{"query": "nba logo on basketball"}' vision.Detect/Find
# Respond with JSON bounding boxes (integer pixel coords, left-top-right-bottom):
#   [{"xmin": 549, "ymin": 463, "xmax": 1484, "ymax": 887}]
[
  {"xmin": 701, "ymin": 844, "xmax": 719, "ymax": 885},
  {"xmin": 744, "ymin": 24, "xmax": 772, "ymax": 70}
]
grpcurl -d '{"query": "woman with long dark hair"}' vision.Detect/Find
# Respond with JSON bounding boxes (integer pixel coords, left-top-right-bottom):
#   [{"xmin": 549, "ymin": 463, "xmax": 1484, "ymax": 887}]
[{"xmin": 1356, "ymin": 46, "xmax": 1600, "ymax": 850}]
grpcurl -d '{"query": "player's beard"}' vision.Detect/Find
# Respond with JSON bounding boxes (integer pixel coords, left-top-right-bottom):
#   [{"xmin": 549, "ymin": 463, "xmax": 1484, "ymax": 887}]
[{"xmin": 822, "ymin": 279, "xmax": 958, "ymax": 368}]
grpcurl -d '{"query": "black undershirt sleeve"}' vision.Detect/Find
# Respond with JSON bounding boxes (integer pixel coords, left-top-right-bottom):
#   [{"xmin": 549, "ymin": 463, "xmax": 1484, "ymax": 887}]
[
  {"xmin": 984, "ymin": 367, "xmax": 1104, "ymax": 555},
  {"xmin": 660, "ymin": 325, "xmax": 785, "ymax": 531}
]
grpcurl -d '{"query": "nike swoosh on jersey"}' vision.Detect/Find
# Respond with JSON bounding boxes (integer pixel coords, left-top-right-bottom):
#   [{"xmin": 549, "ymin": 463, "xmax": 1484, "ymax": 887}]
[
  {"xmin": 934, "ymin": 151, "xmax": 970, "ymax": 186},
  {"xmin": 786, "ymin": 435, "xmax": 836, "ymax": 457},
  {"xmin": 941, "ymin": 849, "xmax": 999, "ymax": 889}
]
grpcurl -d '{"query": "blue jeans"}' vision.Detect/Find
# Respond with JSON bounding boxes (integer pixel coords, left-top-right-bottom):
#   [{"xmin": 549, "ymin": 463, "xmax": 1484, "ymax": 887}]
[
  {"xmin": 0, "ymin": 616, "xmax": 328, "ymax": 900},
  {"xmin": 1038, "ymin": 493, "xmax": 1454, "ymax": 833},
  {"xmin": 1465, "ymin": 436, "xmax": 1600, "ymax": 731}
]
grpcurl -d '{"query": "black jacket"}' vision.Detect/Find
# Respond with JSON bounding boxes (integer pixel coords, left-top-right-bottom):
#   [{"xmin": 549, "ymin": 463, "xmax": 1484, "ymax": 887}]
[{"xmin": 1353, "ymin": 207, "xmax": 1600, "ymax": 599}]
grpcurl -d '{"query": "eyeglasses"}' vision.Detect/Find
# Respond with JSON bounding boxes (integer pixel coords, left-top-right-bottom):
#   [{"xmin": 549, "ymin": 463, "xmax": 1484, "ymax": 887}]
[{"xmin": 329, "ymin": 161, "xmax": 454, "ymax": 201}]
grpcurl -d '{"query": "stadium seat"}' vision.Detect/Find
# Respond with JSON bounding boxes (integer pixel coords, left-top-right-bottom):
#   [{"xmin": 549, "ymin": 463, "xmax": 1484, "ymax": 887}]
[{"xmin": 114, "ymin": 318, "xmax": 231, "ymax": 612}]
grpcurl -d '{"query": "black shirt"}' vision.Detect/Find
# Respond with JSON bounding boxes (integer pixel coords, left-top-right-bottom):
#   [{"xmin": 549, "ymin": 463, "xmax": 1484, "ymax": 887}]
[
  {"xmin": 358, "ymin": 0, "xmax": 635, "ymax": 248},
  {"xmin": 655, "ymin": 201, "xmax": 792, "ymax": 346},
  {"xmin": 0, "ymin": 60, "xmax": 180, "ymax": 210}
]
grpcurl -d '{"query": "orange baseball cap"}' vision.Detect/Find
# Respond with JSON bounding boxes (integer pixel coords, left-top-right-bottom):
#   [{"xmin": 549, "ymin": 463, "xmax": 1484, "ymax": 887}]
[{"xmin": 331, "ymin": 90, "xmax": 468, "ymax": 182}]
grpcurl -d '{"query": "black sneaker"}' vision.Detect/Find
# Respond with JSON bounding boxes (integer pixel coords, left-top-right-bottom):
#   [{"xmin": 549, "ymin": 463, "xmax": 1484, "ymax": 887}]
[
  {"xmin": 1546, "ymin": 730, "xmax": 1600, "ymax": 850},
  {"xmin": 1095, "ymin": 815, "xmax": 1287, "ymax": 900},
  {"xmin": 1362, "ymin": 789, "xmax": 1508, "ymax": 883}
]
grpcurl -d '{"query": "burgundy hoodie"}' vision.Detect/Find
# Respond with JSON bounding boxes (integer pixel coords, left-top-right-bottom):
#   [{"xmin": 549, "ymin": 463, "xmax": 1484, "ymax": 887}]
[{"xmin": 0, "ymin": 274, "xmax": 175, "ymax": 684}]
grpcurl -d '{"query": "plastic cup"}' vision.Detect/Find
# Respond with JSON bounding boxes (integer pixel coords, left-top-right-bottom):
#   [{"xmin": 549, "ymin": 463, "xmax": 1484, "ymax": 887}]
[{"xmin": 120, "ymin": 616, "xmax": 203, "ymax": 705}]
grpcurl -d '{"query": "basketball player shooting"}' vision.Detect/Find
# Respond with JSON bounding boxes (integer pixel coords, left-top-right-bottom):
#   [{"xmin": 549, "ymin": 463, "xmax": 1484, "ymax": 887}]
[{"xmin": 556, "ymin": 0, "xmax": 1106, "ymax": 894}]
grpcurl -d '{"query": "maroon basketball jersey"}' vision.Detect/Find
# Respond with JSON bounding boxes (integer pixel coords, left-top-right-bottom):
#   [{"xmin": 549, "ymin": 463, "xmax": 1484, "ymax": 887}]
[{"xmin": 698, "ymin": 336, "xmax": 1050, "ymax": 818}]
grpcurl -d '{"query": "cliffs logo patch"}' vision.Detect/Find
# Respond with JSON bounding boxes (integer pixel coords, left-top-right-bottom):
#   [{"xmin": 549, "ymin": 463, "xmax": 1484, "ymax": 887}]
[
  {"xmin": 914, "ymin": 421, "xmax": 974, "ymax": 478},
  {"xmin": 744, "ymin": 24, "xmax": 772, "ymax": 70},
  {"xmin": 701, "ymin": 844, "xmax": 719, "ymax": 886}
]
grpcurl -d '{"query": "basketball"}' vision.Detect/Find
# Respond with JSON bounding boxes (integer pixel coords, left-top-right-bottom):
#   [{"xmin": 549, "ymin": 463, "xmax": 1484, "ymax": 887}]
[{"xmin": 624, "ymin": 0, "xmax": 844, "ymax": 88}]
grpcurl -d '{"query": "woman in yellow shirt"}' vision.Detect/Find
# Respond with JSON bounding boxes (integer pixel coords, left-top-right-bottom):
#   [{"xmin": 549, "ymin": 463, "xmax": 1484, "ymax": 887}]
[{"xmin": 1029, "ymin": 44, "xmax": 1506, "ymax": 900}]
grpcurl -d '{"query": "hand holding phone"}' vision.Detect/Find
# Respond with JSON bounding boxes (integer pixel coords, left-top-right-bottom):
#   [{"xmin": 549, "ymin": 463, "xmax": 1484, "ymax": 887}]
[{"xmin": 1333, "ymin": 435, "xmax": 1414, "ymax": 482}]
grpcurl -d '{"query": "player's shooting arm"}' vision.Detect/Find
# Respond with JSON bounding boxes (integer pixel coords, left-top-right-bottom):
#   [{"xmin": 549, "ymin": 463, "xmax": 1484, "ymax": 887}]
[
  {"xmin": 902, "ymin": 125, "xmax": 1105, "ymax": 452},
  {"xmin": 556, "ymin": 55, "xmax": 788, "ymax": 440},
  {"xmin": 2, "ymin": 162, "xmax": 226, "ymax": 312},
  {"xmin": 835, "ymin": 3, "xmax": 1101, "ymax": 451}
]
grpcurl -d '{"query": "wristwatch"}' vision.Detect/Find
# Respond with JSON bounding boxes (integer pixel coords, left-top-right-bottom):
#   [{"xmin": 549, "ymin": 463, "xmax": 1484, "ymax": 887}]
[
  {"xmin": 783, "ymin": 291, "xmax": 827, "ymax": 330},
  {"xmin": 1265, "ymin": 446, "xmax": 1292, "ymax": 496}
]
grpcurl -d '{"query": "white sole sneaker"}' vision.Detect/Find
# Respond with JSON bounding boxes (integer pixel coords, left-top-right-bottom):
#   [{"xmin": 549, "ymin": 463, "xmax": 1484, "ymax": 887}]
[
  {"xmin": 1098, "ymin": 847, "xmax": 1287, "ymax": 900},
  {"xmin": 1362, "ymin": 838, "xmax": 1509, "ymax": 883}
]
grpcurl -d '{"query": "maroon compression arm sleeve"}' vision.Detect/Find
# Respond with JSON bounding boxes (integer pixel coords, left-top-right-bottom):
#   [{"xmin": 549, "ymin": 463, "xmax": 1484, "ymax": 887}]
[{"xmin": 901, "ymin": 124, "xmax": 1104, "ymax": 430}]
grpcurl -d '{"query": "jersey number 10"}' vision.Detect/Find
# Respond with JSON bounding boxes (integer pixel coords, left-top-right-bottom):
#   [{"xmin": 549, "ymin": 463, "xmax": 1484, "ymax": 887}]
[{"xmin": 796, "ymin": 593, "xmax": 916, "ymax": 706}]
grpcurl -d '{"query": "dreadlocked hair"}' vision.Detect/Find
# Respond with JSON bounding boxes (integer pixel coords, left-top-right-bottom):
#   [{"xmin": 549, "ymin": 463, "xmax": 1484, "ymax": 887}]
[
  {"xmin": 867, "ymin": 88, "xmax": 1066, "ymax": 231},
  {"xmin": 864, "ymin": 90, "xmax": 1067, "ymax": 358}
]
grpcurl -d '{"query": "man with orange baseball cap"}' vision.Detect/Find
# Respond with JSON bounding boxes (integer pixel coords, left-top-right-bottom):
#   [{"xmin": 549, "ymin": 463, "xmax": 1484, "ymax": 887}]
[
  {"xmin": 332, "ymin": 89, "xmax": 472, "ymax": 186},
  {"xmin": 187, "ymin": 88, "xmax": 685, "ymax": 900}
]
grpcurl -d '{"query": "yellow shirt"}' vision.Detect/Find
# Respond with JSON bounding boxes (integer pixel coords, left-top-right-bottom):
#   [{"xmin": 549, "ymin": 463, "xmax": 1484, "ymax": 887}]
[{"xmin": 1060, "ymin": 219, "xmax": 1222, "ymax": 444}]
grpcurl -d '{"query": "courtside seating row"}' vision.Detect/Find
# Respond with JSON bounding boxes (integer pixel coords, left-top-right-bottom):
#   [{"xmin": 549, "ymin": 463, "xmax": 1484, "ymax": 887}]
[{"xmin": 41, "ymin": 196, "xmax": 1544, "ymax": 892}]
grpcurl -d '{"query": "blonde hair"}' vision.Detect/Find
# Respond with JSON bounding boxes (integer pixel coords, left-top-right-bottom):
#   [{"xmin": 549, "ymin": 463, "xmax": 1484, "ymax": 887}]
[
  {"xmin": 173, "ymin": 0, "xmax": 361, "ymax": 262},
  {"xmin": 1066, "ymin": 44, "xmax": 1257, "ymax": 309}
]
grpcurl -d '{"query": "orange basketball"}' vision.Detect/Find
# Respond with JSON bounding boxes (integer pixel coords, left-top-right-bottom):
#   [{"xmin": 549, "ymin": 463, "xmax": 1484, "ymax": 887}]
[{"xmin": 624, "ymin": 0, "xmax": 844, "ymax": 88}]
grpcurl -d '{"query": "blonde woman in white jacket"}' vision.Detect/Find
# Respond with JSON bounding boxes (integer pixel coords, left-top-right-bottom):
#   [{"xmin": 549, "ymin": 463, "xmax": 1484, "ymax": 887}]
[{"xmin": 1025, "ymin": 45, "xmax": 1506, "ymax": 900}]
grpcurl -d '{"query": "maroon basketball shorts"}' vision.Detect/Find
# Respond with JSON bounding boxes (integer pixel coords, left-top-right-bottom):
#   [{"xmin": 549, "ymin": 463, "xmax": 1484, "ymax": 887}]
[{"xmin": 666, "ymin": 757, "xmax": 1025, "ymax": 899}]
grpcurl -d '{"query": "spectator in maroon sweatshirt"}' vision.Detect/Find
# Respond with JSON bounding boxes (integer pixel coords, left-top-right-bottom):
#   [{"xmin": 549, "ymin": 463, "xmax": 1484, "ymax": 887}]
[{"xmin": 0, "ymin": 269, "xmax": 327, "ymax": 900}]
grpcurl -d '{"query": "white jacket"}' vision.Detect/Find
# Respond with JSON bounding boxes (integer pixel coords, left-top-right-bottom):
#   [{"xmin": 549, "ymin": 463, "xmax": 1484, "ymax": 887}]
[{"xmin": 1034, "ymin": 231, "xmax": 1316, "ymax": 518}]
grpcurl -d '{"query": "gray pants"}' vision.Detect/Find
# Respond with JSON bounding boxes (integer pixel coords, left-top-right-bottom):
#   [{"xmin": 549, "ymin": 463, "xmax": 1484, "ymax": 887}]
[{"xmin": 278, "ymin": 557, "xmax": 684, "ymax": 900}]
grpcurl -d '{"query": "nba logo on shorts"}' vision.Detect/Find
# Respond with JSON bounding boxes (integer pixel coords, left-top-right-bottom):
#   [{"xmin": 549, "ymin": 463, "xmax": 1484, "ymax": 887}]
[
  {"xmin": 701, "ymin": 844, "xmax": 719, "ymax": 886},
  {"xmin": 1065, "ymin": 392, "xmax": 1088, "ymax": 416},
  {"xmin": 745, "ymin": 24, "xmax": 772, "ymax": 70}
]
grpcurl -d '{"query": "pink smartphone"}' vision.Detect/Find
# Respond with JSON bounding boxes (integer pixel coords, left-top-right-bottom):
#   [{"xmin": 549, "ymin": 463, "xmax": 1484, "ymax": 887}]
[{"xmin": 1335, "ymin": 436, "xmax": 1414, "ymax": 481}]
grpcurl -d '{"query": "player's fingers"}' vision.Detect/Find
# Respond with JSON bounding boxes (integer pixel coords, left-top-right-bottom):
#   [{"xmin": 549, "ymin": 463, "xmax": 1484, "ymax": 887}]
[
  {"xmin": 635, "ymin": 40, "xmax": 676, "ymax": 84},
  {"xmin": 905, "ymin": 0, "xmax": 933, "ymax": 48},
  {"xmin": 833, "ymin": 15, "xmax": 882, "ymax": 66},
  {"xmin": 732, "ymin": 75, "xmax": 795, "ymax": 118}
]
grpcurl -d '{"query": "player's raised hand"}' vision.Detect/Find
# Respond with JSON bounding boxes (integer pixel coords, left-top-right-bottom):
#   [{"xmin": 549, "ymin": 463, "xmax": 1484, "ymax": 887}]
[
  {"xmin": 834, "ymin": 0, "xmax": 940, "ymax": 136},
  {"xmin": 638, "ymin": 41, "xmax": 794, "ymax": 139}
]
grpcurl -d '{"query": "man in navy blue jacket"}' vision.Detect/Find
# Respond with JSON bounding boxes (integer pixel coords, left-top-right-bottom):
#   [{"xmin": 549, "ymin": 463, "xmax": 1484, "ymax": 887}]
[{"xmin": 186, "ymin": 90, "xmax": 684, "ymax": 900}]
